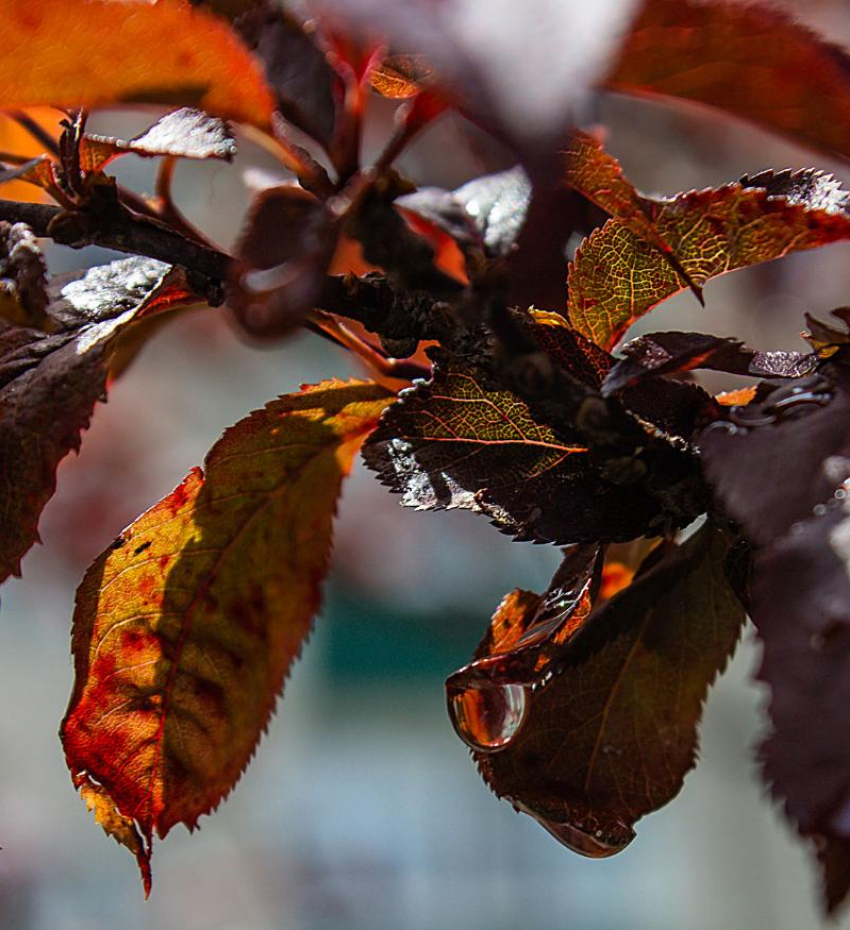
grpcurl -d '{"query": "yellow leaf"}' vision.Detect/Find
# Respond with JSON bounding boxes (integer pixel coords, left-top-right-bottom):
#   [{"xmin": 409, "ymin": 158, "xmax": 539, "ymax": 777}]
[{"xmin": 61, "ymin": 379, "xmax": 393, "ymax": 892}]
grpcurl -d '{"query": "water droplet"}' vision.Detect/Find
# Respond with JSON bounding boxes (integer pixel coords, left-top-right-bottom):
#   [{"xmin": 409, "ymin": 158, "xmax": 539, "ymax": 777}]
[
  {"xmin": 447, "ymin": 681, "xmax": 528, "ymax": 753},
  {"xmin": 512, "ymin": 800, "xmax": 634, "ymax": 858}
]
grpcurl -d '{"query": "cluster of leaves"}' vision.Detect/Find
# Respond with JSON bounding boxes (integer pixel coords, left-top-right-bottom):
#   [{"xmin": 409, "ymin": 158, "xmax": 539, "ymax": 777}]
[{"xmin": 4, "ymin": 0, "xmax": 850, "ymax": 917}]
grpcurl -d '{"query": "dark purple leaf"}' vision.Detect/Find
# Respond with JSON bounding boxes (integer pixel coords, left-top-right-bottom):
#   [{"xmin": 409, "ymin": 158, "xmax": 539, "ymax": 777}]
[
  {"xmin": 753, "ymin": 498, "xmax": 850, "ymax": 913},
  {"xmin": 698, "ymin": 364, "xmax": 850, "ymax": 545},
  {"xmin": 230, "ymin": 184, "xmax": 335, "ymax": 336},
  {"xmin": 455, "ymin": 523, "xmax": 745, "ymax": 857},
  {"xmin": 236, "ymin": 3, "xmax": 337, "ymax": 146},
  {"xmin": 603, "ymin": 331, "xmax": 817, "ymax": 395},
  {"xmin": 0, "ymin": 257, "xmax": 193, "ymax": 583}
]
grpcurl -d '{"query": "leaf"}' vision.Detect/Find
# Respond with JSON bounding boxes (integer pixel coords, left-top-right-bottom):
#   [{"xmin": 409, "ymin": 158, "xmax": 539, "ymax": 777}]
[
  {"xmin": 568, "ymin": 170, "xmax": 850, "ymax": 350},
  {"xmin": 371, "ymin": 54, "xmax": 435, "ymax": 99},
  {"xmin": 751, "ymin": 498, "xmax": 850, "ymax": 914},
  {"xmin": 61, "ymin": 379, "xmax": 392, "ymax": 892},
  {"xmin": 698, "ymin": 363, "xmax": 850, "ymax": 546},
  {"xmin": 0, "ymin": 0, "xmax": 274, "ymax": 128},
  {"xmin": 396, "ymin": 165, "xmax": 532, "ymax": 261},
  {"xmin": 230, "ymin": 184, "xmax": 335, "ymax": 336},
  {"xmin": 79, "ymin": 109, "xmax": 237, "ymax": 176},
  {"xmin": 236, "ymin": 3, "xmax": 337, "ymax": 146},
  {"xmin": 318, "ymin": 0, "xmax": 639, "ymax": 146},
  {"xmin": 606, "ymin": 0, "xmax": 850, "ymax": 162},
  {"xmin": 458, "ymin": 523, "xmax": 745, "ymax": 856},
  {"xmin": 0, "ymin": 222, "xmax": 48, "ymax": 330},
  {"xmin": 74, "ymin": 772, "xmax": 152, "ymax": 897},
  {"xmin": 361, "ymin": 348, "xmax": 667, "ymax": 545},
  {"xmin": 0, "ymin": 257, "xmax": 192, "ymax": 584},
  {"xmin": 602, "ymin": 331, "xmax": 817, "ymax": 396}
]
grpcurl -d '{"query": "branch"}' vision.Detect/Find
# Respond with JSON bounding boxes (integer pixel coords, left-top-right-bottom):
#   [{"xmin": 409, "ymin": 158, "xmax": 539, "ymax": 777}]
[{"xmin": 0, "ymin": 198, "xmax": 230, "ymax": 284}]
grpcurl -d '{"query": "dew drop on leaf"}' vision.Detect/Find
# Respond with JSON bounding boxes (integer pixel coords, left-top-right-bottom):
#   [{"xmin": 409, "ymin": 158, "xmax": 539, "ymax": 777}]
[
  {"xmin": 511, "ymin": 800, "xmax": 635, "ymax": 859},
  {"xmin": 447, "ymin": 681, "xmax": 528, "ymax": 753}
]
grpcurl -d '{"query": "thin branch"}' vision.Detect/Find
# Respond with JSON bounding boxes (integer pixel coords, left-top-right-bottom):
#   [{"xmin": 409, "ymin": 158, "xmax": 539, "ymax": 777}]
[{"xmin": 8, "ymin": 110, "xmax": 60, "ymax": 156}]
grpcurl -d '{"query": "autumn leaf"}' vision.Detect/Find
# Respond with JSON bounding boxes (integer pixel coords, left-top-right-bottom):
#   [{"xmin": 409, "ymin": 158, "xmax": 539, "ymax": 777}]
[
  {"xmin": 602, "ymin": 331, "xmax": 817, "ymax": 396},
  {"xmin": 371, "ymin": 55, "xmax": 435, "ymax": 99},
  {"xmin": 0, "ymin": 257, "xmax": 193, "ymax": 584},
  {"xmin": 78, "ymin": 109, "xmax": 237, "ymax": 176},
  {"xmin": 457, "ymin": 523, "xmax": 745, "ymax": 856},
  {"xmin": 236, "ymin": 3, "xmax": 337, "ymax": 146},
  {"xmin": 230, "ymin": 184, "xmax": 335, "ymax": 336},
  {"xmin": 0, "ymin": 0, "xmax": 274, "ymax": 128},
  {"xmin": 698, "ymin": 363, "xmax": 850, "ymax": 546},
  {"xmin": 362, "ymin": 347, "xmax": 667, "ymax": 545},
  {"xmin": 607, "ymin": 0, "xmax": 850, "ymax": 162},
  {"xmin": 752, "ymin": 498, "xmax": 850, "ymax": 914},
  {"xmin": 568, "ymin": 170, "xmax": 850, "ymax": 350},
  {"xmin": 61, "ymin": 380, "xmax": 393, "ymax": 893}
]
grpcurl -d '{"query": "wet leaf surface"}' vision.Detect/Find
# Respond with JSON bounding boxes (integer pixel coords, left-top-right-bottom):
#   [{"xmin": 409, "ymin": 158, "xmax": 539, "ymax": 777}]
[
  {"xmin": 463, "ymin": 523, "xmax": 745, "ymax": 856},
  {"xmin": 603, "ymin": 331, "xmax": 817, "ymax": 395},
  {"xmin": 0, "ymin": 257, "xmax": 192, "ymax": 584},
  {"xmin": 79, "ymin": 109, "xmax": 237, "ymax": 175},
  {"xmin": 61, "ymin": 379, "xmax": 393, "ymax": 893},
  {"xmin": 698, "ymin": 364, "xmax": 850, "ymax": 545}
]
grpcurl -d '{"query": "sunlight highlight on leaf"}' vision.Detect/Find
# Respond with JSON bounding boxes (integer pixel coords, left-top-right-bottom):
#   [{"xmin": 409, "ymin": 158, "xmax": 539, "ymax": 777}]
[{"xmin": 61, "ymin": 380, "xmax": 393, "ymax": 892}]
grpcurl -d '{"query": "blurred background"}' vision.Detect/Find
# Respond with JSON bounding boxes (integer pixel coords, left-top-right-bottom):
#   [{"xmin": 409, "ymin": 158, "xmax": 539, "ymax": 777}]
[{"xmin": 1, "ymin": 0, "xmax": 850, "ymax": 927}]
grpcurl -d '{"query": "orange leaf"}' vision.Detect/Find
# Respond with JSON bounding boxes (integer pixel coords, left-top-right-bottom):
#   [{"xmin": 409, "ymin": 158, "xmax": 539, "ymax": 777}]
[
  {"xmin": 569, "ymin": 171, "xmax": 850, "ymax": 349},
  {"xmin": 0, "ymin": 0, "xmax": 274, "ymax": 128},
  {"xmin": 61, "ymin": 380, "xmax": 393, "ymax": 892},
  {"xmin": 607, "ymin": 0, "xmax": 850, "ymax": 161}
]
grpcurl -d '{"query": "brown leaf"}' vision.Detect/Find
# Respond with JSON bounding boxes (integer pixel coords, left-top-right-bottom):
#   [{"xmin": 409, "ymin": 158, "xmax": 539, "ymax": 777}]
[
  {"xmin": 457, "ymin": 523, "xmax": 745, "ymax": 856},
  {"xmin": 61, "ymin": 380, "xmax": 393, "ymax": 892},
  {"xmin": 0, "ymin": 257, "xmax": 192, "ymax": 583},
  {"xmin": 230, "ymin": 185, "xmax": 335, "ymax": 336},
  {"xmin": 607, "ymin": 0, "xmax": 850, "ymax": 161}
]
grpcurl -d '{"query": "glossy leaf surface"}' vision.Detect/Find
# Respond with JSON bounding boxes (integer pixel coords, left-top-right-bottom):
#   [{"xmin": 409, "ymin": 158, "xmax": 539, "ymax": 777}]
[
  {"xmin": 0, "ymin": 258, "xmax": 191, "ymax": 583},
  {"xmin": 362, "ymin": 348, "xmax": 665, "ymax": 545},
  {"xmin": 469, "ymin": 524, "xmax": 745, "ymax": 855},
  {"xmin": 61, "ymin": 380, "xmax": 392, "ymax": 892},
  {"xmin": 698, "ymin": 364, "xmax": 850, "ymax": 546},
  {"xmin": 79, "ymin": 109, "xmax": 236, "ymax": 175},
  {"xmin": 603, "ymin": 331, "xmax": 817, "ymax": 396}
]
